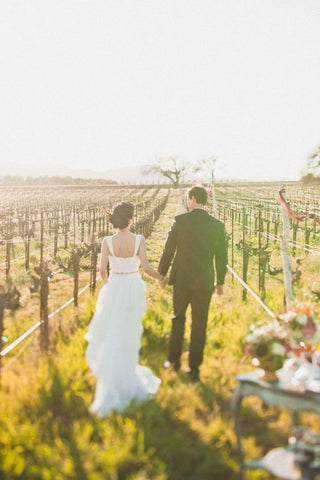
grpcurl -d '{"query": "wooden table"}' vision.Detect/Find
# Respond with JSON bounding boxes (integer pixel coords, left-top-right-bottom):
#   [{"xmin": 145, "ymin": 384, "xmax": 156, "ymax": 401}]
[{"xmin": 232, "ymin": 370, "xmax": 320, "ymax": 480}]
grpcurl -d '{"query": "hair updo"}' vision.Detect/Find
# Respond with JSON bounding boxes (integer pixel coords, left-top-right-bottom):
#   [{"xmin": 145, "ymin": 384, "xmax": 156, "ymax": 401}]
[{"xmin": 108, "ymin": 202, "xmax": 134, "ymax": 229}]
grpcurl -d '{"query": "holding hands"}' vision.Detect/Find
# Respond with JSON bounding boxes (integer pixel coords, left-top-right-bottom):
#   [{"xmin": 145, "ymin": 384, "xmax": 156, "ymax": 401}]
[
  {"xmin": 158, "ymin": 276, "xmax": 169, "ymax": 289},
  {"xmin": 214, "ymin": 284, "xmax": 224, "ymax": 296}
]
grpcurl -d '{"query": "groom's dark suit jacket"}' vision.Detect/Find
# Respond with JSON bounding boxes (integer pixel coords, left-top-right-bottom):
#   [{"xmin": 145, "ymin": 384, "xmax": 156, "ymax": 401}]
[{"xmin": 158, "ymin": 209, "xmax": 228, "ymax": 291}]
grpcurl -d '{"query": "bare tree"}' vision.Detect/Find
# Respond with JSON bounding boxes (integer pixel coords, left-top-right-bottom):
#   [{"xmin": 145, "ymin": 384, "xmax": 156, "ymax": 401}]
[
  {"xmin": 194, "ymin": 157, "xmax": 217, "ymax": 184},
  {"xmin": 144, "ymin": 156, "xmax": 191, "ymax": 188},
  {"xmin": 194, "ymin": 157, "xmax": 218, "ymax": 215},
  {"xmin": 308, "ymin": 145, "xmax": 320, "ymax": 176}
]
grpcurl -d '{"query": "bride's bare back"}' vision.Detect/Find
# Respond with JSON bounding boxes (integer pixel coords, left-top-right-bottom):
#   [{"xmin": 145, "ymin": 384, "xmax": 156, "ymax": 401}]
[
  {"xmin": 99, "ymin": 230, "xmax": 164, "ymax": 284},
  {"xmin": 109, "ymin": 231, "xmax": 137, "ymax": 258}
]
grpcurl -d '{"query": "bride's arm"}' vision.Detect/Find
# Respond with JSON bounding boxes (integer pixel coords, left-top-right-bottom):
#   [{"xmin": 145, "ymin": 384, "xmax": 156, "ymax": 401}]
[
  {"xmin": 99, "ymin": 238, "xmax": 109, "ymax": 284},
  {"xmin": 138, "ymin": 236, "xmax": 166, "ymax": 281}
]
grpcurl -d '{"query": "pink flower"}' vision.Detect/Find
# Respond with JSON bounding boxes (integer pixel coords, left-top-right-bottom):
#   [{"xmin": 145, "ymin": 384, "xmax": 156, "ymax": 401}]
[
  {"xmin": 284, "ymin": 342, "xmax": 291, "ymax": 353},
  {"xmin": 244, "ymin": 345, "xmax": 252, "ymax": 356},
  {"xmin": 303, "ymin": 318, "xmax": 317, "ymax": 340}
]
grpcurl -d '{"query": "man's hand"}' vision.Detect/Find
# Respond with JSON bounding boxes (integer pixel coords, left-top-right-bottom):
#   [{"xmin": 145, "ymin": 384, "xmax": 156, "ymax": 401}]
[
  {"xmin": 158, "ymin": 276, "xmax": 169, "ymax": 289},
  {"xmin": 214, "ymin": 284, "xmax": 223, "ymax": 296}
]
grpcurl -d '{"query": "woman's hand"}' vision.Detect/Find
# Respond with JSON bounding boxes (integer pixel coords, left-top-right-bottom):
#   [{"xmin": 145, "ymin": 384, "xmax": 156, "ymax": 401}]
[
  {"xmin": 214, "ymin": 284, "xmax": 223, "ymax": 296},
  {"xmin": 158, "ymin": 276, "xmax": 169, "ymax": 289}
]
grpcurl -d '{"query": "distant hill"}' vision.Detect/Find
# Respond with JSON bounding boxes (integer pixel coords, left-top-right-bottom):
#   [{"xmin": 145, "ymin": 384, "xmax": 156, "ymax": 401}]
[
  {"xmin": 0, "ymin": 162, "xmax": 166, "ymax": 184},
  {"xmin": 1, "ymin": 161, "xmax": 287, "ymax": 185},
  {"xmin": 96, "ymin": 166, "xmax": 165, "ymax": 184}
]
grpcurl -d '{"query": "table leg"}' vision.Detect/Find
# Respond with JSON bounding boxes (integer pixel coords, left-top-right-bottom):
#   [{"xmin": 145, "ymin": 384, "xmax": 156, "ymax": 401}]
[
  {"xmin": 291, "ymin": 410, "xmax": 299, "ymax": 429},
  {"xmin": 231, "ymin": 384, "xmax": 245, "ymax": 479}
]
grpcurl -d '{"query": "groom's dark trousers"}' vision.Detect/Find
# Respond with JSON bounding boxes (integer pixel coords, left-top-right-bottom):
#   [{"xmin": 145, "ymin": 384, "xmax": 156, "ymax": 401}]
[{"xmin": 158, "ymin": 208, "xmax": 228, "ymax": 372}]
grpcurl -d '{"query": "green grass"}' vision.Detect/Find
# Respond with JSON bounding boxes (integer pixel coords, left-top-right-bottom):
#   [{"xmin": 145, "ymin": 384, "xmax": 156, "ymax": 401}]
[{"xmin": 1, "ymin": 190, "xmax": 319, "ymax": 479}]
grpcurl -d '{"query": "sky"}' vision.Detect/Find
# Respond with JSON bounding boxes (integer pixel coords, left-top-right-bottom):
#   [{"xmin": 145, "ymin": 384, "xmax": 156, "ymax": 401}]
[{"xmin": 0, "ymin": 0, "xmax": 319, "ymax": 181}]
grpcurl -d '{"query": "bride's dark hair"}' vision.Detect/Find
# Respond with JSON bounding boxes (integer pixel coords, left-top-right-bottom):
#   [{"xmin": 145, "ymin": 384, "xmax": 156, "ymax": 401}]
[{"xmin": 108, "ymin": 202, "xmax": 134, "ymax": 229}]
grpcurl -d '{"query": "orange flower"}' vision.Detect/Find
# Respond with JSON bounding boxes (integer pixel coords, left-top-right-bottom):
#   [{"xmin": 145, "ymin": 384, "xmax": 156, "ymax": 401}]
[{"xmin": 300, "ymin": 306, "xmax": 312, "ymax": 316}]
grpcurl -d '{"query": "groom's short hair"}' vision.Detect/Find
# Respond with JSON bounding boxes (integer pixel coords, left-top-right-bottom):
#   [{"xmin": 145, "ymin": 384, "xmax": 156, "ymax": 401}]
[{"xmin": 188, "ymin": 185, "xmax": 208, "ymax": 205}]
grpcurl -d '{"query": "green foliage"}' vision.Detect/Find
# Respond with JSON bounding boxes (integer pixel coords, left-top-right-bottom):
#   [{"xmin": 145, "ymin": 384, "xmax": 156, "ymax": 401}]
[
  {"xmin": 3, "ymin": 189, "xmax": 319, "ymax": 479},
  {"xmin": 301, "ymin": 173, "xmax": 320, "ymax": 184}
]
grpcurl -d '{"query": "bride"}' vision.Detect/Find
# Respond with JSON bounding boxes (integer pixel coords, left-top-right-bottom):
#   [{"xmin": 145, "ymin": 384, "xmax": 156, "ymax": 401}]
[{"xmin": 84, "ymin": 201, "xmax": 165, "ymax": 417}]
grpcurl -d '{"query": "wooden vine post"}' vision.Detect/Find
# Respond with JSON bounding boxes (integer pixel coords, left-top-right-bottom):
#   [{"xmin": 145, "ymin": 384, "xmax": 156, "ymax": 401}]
[
  {"xmin": 231, "ymin": 209, "xmax": 234, "ymax": 284},
  {"xmin": 70, "ymin": 246, "xmax": 84, "ymax": 307},
  {"xmin": 33, "ymin": 262, "xmax": 52, "ymax": 353},
  {"xmin": 292, "ymin": 222, "xmax": 299, "ymax": 256},
  {"xmin": 80, "ymin": 220, "xmax": 85, "ymax": 243},
  {"xmin": 242, "ymin": 207, "xmax": 248, "ymax": 301},
  {"xmin": 180, "ymin": 188, "xmax": 188, "ymax": 213},
  {"xmin": 40, "ymin": 264, "xmax": 51, "ymax": 353},
  {"xmin": 260, "ymin": 250, "xmax": 270, "ymax": 303},
  {"xmin": 25, "ymin": 226, "xmax": 32, "ymax": 270},
  {"xmin": 40, "ymin": 209, "xmax": 44, "ymax": 265},
  {"xmin": 210, "ymin": 175, "xmax": 217, "ymax": 218},
  {"xmin": 199, "ymin": 157, "xmax": 217, "ymax": 217},
  {"xmin": 279, "ymin": 187, "xmax": 293, "ymax": 309},
  {"xmin": 53, "ymin": 217, "xmax": 59, "ymax": 257},
  {"xmin": 258, "ymin": 206, "xmax": 262, "ymax": 293},
  {"xmin": 304, "ymin": 219, "xmax": 312, "ymax": 255},
  {"xmin": 90, "ymin": 212, "xmax": 98, "ymax": 294},
  {"xmin": 73, "ymin": 206, "xmax": 76, "ymax": 245},
  {"xmin": 5, "ymin": 234, "xmax": 12, "ymax": 279}
]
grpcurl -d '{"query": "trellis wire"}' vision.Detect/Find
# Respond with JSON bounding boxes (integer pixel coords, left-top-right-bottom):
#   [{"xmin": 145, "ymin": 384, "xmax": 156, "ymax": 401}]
[
  {"xmin": 227, "ymin": 265, "xmax": 276, "ymax": 318},
  {"xmin": 1, "ymin": 278, "xmax": 99, "ymax": 359}
]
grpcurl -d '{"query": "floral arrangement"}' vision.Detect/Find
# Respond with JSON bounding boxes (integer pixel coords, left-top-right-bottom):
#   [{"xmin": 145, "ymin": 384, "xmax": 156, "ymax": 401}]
[
  {"xmin": 244, "ymin": 298, "xmax": 320, "ymax": 381},
  {"xmin": 244, "ymin": 319, "xmax": 290, "ymax": 372},
  {"xmin": 278, "ymin": 300, "xmax": 320, "ymax": 351}
]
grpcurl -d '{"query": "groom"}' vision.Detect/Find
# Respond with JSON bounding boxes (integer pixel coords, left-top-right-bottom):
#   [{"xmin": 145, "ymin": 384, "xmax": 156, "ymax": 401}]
[{"xmin": 158, "ymin": 185, "xmax": 228, "ymax": 381}]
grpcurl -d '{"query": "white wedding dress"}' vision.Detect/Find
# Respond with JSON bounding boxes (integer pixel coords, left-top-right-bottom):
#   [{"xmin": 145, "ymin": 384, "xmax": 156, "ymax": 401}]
[{"xmin": 84, "ymin": 234, "xmax": 161, "ymax": 417}]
